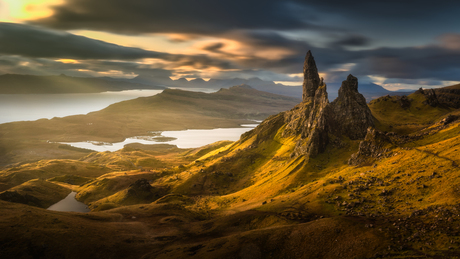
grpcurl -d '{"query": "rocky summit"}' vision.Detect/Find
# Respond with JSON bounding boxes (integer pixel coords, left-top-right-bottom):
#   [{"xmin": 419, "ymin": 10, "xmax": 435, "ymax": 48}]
[{"xmin": 284, "ymin": 51, "xmax": 374, "ymax": 159}]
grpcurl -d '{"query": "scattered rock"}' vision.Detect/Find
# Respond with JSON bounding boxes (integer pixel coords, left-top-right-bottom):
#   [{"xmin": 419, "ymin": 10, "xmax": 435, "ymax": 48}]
[
  {"xmin": 440, "ymin": 114, "xmax": 458, "ymax": 125},
  {"xmin": 399, "ymin": 95, "xmax": 411, "ymax": 109},
  {"xmin": 348, "ymin": 127, "xmax": 393, "ymax": 165},
  {"xmin": 416, "ymin": 88, "xmax": 440, "ymax": 107}
]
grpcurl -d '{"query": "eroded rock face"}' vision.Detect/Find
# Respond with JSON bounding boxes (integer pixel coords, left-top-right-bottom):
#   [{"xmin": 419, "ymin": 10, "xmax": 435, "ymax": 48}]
[
  {"xmin": 435, "ymin": 88, "xmax": 460, "ymax": 108},
  {"xmin": 399, "ymin": 95, "xmax": 411, "ymax": 109},
  {"xmin": 287, "ymin": 85, "xmax": 330, "ymax": 158},
  {"xmin": 348, "ymin": 128, "xmax": 393, "ymax": 166},
  {"xmin": 302, "ymin": 50, "xmax": 321, "ymax": 102},
  {"xmin": 273, "ymin": 51, "xmax": 375, "ymax": 159},
  {"xmin": 416, "ymin": 88, "xmax": 440, "ymax": 107},
  {"xmin": 330, "ymin": 74, "xmax": 375, "ymax": 140}
]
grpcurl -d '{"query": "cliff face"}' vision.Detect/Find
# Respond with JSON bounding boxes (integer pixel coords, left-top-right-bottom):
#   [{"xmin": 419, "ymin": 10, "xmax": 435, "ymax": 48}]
[
  {"xmin": 283, "ymin": 51, "xmax": 374, "ymax": 159},
  {"xmin": 284, "ymin": 84, "xmax": 330, "ymax": 158}
]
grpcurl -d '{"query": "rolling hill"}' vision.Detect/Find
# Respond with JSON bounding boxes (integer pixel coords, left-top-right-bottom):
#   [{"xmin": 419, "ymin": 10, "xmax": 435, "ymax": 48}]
[{"xmin": 0, "ymin": 85, "xmax": 300, "ymax": 167}]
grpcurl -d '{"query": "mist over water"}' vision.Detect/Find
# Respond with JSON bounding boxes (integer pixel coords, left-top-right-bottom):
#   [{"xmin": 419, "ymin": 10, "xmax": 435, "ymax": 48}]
[{"xmin": 0, "ymin": 89, "xmax": 163, "ymax": 124}]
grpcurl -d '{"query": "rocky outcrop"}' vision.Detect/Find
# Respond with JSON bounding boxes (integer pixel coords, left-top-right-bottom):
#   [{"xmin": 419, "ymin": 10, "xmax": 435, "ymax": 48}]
[
  {"xmin": 399, "ymin": 95, "xmax": 411, "ymax": 109},
  {"xmin": 302, "ymin": 50, "xmax": 321, "ymax": 101},
  {"xmin": 126, "ymin": 179, "xmax": 157, "ymax": 200},
  {"xmin": 423, "ymin": 89, "xmax": 440, "ymax": 107},
  {"xmin": 440, "ymin": 114, "xmax": 459, "ymax": 125},
  {"xmin": 329, "ymin": 75, "xmax": 375, "ymax": 140},
  {"xmin": 283, "ymin": 51, "xmax": 375, "ymax": 159},
  {"xmin": 286, "ymin": 84, "xmax": 330, "ymax": 158},
  {"xmin": 253, "ymin": 51, "xmax": 375, "ymax": 160},
  {"xmin": 348, "ymin": 128, "xmax": 393, "ymax": 165},
  {"xmin": 416, "ymin": 88, "xmax": 440, "ymax": 107},
  {"xmin": 434, "ymin": 88, "xmax": 460, "ymax": 108}
]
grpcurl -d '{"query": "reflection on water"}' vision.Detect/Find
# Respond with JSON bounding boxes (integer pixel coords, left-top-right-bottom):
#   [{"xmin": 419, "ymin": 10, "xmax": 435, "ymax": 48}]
[
  {"xmin": 0, "ymin": 89, "xmax": 163, "ymax": 124},
  {"xmin": 61, "ymin": 126, "xmax": 256, "ymax": 152},
  {"xmin": 47, "ymin": 191, "xmax": 90, "ymax": 213},
  {"xmin": 161, "ymin": 127, "xmax": 254, "ymax": 148}
]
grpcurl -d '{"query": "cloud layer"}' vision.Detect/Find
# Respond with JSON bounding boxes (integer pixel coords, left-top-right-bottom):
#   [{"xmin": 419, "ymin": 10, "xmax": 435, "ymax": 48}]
[{"xmin": 1, "ymin": 0, "xmax": 459, "ymax": 88}]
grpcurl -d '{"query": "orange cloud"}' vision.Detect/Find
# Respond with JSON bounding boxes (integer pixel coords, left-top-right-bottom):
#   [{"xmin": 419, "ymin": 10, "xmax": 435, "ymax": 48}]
[{"xmin": 1, "ymin": 0, "xmax": 63, "ymax": 22}]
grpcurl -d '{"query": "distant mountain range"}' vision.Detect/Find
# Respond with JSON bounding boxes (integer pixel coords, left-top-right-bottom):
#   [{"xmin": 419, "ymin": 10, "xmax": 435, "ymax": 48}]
[
  {"xmin": 0, "ymin": 73, "xmax": 415, "ymax": 101},
  {"xmin": 0, "ymin": 74, "xmax": 164, "ymax": 94},
  {"xmin": 129, "ymin": 74, "xmax": 417, "ymax": 101}
]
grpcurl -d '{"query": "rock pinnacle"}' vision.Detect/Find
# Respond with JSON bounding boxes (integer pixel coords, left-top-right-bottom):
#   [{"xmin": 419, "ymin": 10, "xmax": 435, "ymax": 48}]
[{"xmin": 302, "ymin": 50, "xmax": 321, "ymax": 101}]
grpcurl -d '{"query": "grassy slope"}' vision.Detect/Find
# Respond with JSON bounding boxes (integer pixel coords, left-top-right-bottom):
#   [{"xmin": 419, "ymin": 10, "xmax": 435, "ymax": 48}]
[{"xmin": 369, "ymin": 91, "xmax": 452, "ymax": 134}]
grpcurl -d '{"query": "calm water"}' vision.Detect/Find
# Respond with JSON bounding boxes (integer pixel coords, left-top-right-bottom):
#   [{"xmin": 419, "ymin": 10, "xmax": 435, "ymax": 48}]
[
  {"xmin": 47, "ymin": 191, "xmax": 90, "ymax": 213},
  {"xmin": 61, "ymin": 126, "xmax": 256, "ymax": 151},
  {"xmin": 0, "ymin": 90, "xmax": 163, "ymax": 124}
]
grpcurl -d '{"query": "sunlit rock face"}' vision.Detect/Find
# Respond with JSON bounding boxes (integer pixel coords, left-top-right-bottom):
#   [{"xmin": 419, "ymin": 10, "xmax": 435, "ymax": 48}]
[
  {"xmin": 284, "ymin": 51, "xmax": 330, "ymax": 159},
  {"xmin": 283, "ymin": 51, "xmax": 374, "ymax": 159}
]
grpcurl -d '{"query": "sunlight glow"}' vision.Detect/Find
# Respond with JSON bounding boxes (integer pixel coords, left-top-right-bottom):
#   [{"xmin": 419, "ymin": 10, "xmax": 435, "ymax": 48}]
[
  {"xmin": 330, "ymin": 63, "xmax": 356, "ymax": 72},
  {"xmin": 368, "ymin": 75, "xmax": 386, "ymax": 85},
  {"xmin": 71, "ymin": 30, "xmax": 199, "ymax": 54},
  {"xmin": 56, "ymin": 59, "xmax": 80, "ymax": 64},
  {"xmin": 273, "ymin": 81, "xmax": 302, "ymax": 86},
  {"xmin": 0, "ymin": 0, "xmax": 63, "ymax": 22}
]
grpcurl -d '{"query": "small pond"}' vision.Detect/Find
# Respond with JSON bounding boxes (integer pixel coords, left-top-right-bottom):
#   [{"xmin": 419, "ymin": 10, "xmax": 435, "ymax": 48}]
[{"xmin": 47, "ymin": 191, "xmax": 90, "ymax": 213}]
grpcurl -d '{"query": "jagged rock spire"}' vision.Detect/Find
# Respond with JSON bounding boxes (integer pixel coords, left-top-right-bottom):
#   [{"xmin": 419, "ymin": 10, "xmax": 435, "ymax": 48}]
[
  {"xmin": 330, "ymin": 74, "xmax": 374, "ymax": 140},
  {"xmin": 302, "ymin": 50, "xmax": 321, "ymax": 101},
  {"xmin": 284, "ymin": 53, "xmax": 375, "ymax": 160}
]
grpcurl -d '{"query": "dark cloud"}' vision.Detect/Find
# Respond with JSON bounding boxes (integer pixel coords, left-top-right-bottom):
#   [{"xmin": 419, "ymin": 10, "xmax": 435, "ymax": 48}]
[
  {"xmin": 31, "ymin": 0, "xmax": 316, "ymax": 34},
  {"xmin": 5, "ymin": 0, "xmax": 460, "ymax": 87},
  {"xmin": 329, "ymin": 34, "xmax": 372, "ymax": 48},
  {"xmin": 349, "ymin": 46, "xmax": 460, "ymax": 82},
  {"xmin": 30, "ymin": 0, "xmax": 460, "ymax": 39},
  {"xmin": 0, "ymin": 22, "xmax": 170, "ymax": 60},
  {"xmin": 293, "ymin": 0, "xmax": 460, "ymax": 20},
  {"xmin": 202, "ymin": 42, "xmax": 225, "ymax": 53},
  {"xmin": 0, "ymin": 22, "xmax": 237, "ymax": 71}
]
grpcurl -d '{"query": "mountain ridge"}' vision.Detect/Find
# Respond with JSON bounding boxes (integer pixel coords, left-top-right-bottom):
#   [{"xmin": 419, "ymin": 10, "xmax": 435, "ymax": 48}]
[{"xmin": 0, "ymin": 72, "xmax": 420, "ymax": 101}]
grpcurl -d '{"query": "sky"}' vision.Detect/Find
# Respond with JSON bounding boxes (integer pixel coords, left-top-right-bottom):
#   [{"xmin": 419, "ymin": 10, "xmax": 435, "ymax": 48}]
[{"xmin": 0, "ymin": 0, "xmax": 459, "ymax": 90}]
